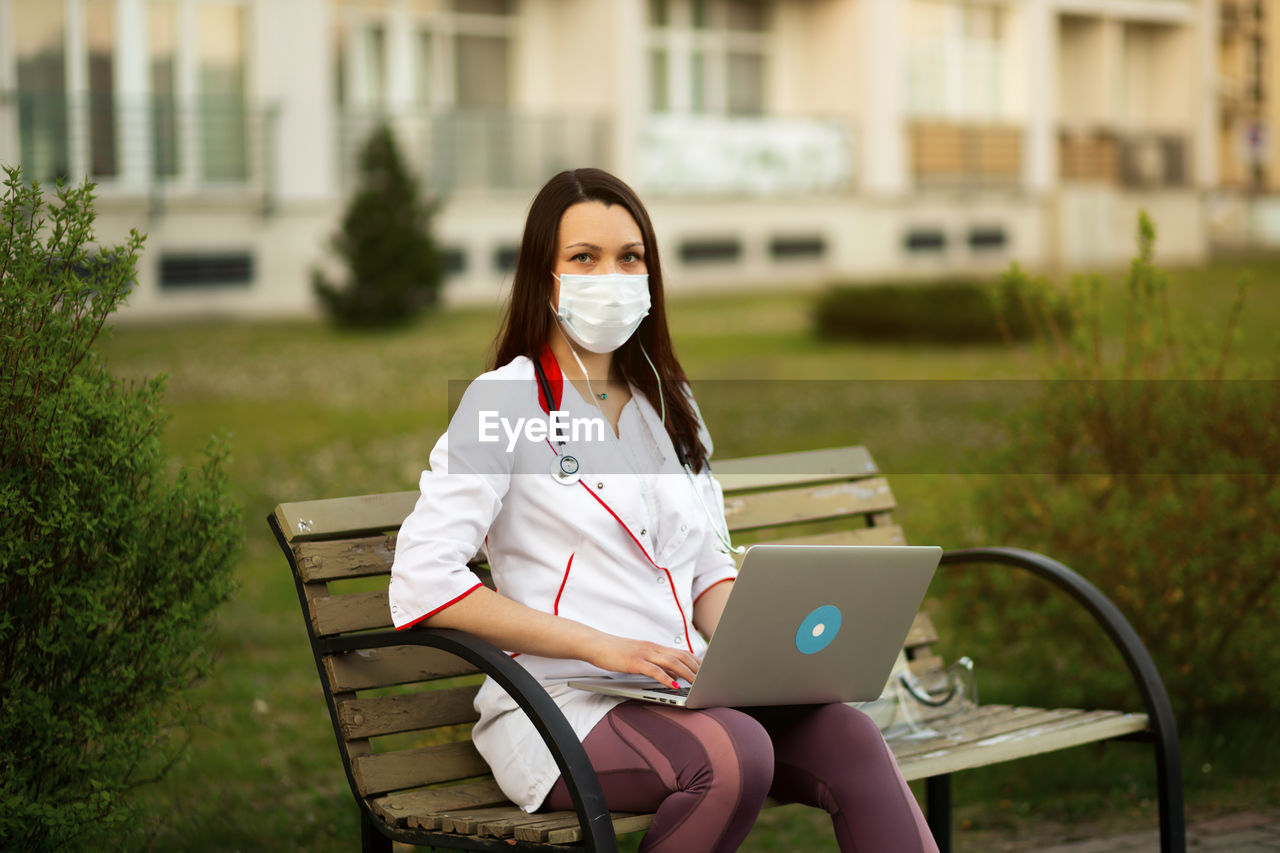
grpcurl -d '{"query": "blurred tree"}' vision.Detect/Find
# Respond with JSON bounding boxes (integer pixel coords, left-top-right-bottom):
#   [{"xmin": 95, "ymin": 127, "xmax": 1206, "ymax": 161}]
[{"xmin": 314, "ymin": 124, "xmax": 446, "ymax": 327}]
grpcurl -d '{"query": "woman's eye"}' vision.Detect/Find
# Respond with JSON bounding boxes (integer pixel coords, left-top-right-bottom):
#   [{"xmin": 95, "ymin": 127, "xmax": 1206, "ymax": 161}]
[
  {"xmin": 572, "ymin": 253, "xmax": 592, "ymax": 263},
  {"xmin": 623, "ymin": 252, "xmax": 643, "ymax": 264}
]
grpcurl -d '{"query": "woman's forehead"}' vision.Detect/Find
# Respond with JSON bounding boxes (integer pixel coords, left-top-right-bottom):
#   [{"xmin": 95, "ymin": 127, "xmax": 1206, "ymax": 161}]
[{"xmin": 558, "ymin": 201, "xmax": 643, "ymax": 246}]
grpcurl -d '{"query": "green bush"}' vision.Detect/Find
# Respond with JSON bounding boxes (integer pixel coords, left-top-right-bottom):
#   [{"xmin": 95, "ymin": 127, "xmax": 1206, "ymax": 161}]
[
  {"xmin": 313, "ymin": 124, "xmax": 446, "ymax": 327},
  {"xmin": 813, "ymin": 274, "xmax": 1073, "ymax": 343},
  {"xmin": 947, "ymin": 212, "xmax": 1279, "ymax": 724},
  {"xmin": 0, "ymin": 167, "xmax": 239, "ymax": 850}
]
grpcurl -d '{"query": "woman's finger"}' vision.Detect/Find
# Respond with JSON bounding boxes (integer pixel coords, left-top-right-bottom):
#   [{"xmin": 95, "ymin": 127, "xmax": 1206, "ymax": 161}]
[{"xmin": 649, "ymin": 648, "xmax": 698, "ymax": 685}]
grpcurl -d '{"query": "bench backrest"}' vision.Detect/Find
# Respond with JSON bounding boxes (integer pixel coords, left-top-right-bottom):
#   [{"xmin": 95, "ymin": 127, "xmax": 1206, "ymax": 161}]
[{"xmin": 271, "ymin": 445, "xmax": 940, "ymax": 816}]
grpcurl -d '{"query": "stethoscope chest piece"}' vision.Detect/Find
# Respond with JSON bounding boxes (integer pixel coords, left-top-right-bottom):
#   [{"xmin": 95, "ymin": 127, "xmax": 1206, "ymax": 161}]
[{"xmin": 553, "ymin": 454, "xmax": 581, "ymax": 485}]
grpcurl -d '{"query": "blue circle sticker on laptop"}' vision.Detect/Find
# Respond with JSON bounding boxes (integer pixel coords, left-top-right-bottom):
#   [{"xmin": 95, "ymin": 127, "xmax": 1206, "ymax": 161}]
[{"xmin": 795, "ymin": 605, "xmax": 843, "ymax": 655}]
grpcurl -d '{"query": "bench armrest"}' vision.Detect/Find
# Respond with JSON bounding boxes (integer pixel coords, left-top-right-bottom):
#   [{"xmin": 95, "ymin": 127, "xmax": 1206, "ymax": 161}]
[
  {"xmin": 319, "ymin": 628, "xmax": 616, "ymax": 851},
  {"xmin": 940, "ymin": 546, "xmax": 1184, "ymax": 851}
]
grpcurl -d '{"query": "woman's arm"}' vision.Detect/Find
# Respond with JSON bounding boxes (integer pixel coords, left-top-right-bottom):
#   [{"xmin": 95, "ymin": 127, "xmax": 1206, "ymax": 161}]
[
  {"xmin": 692, "ymin": 579, "xmax": 734, "ymax": 641},
  {"xmin": 423, "ymin": 586, "xmax": 701, "ymax": 687}
]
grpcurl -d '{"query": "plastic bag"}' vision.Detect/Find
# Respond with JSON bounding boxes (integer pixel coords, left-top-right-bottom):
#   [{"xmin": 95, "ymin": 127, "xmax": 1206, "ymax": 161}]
[{"xmin": 854, "ymin": 654, "xmax": 977, "ymax": 738}]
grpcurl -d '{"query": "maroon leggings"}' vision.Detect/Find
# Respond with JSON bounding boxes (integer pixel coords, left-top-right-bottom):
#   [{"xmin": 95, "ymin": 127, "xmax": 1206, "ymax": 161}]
[{"xmin": 544, "ymin": 702, "xmax": 937, "ymax": 853}]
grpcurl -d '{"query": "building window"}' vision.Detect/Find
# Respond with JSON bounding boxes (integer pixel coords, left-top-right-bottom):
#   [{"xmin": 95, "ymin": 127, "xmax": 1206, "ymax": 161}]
[
  {"xmin": 158, "ymin": 251, "xmax": 255, "ymax": 290},
  {"xmin": 196, "ymin": 3, "xmax": 249, "ymax": 182},
  {"xmin": 455, "ymin": 35, "xmax": 509, "ymax": 108},
  {"xmin": 86, "ymin": 0, "xmax": 118, "ymax": 179},
  {"xmin": 904, "ymin": 228, "xmax": 948, "ymax": 253},
  {"xmin": 150, "ymin": 1, "xmax": 180, "ymax": 178},
  {"xmin": 967, "ymin": 225, "xmax": 1007, "ymax": 251},
  {"xmin": 647, "ymin": 0, "xmax": 771, "ymax": 116},
  {"xmin": 907, "ymin": 0, "xmax": 1009, "ymax": 120},
  {"xmin": 769, "ymin": 235, "xmax": 826, "ymax": 261},
  {"xmin": 12, "ymin": 0, "xmax": 254, "ymax": 189},
  {"xmin": 15, "ymin": 0, "xmax": 70, "ymax": 181},
  {"xmin": 335, "ymin": 0, "xmax": 515, "ymax": 113},
  {"xmin": 679, "ymin": 237, "xmax": 743, "ymax": 264}
]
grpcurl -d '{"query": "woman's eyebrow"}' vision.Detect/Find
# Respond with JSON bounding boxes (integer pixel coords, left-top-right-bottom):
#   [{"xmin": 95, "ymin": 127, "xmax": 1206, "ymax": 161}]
[{"xmin": 562, "ymin": 241, "xmax": 644, "ymax": 252}]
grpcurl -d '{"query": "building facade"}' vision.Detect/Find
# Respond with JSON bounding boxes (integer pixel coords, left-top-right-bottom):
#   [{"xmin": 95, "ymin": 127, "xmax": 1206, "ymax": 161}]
[{"xmin": 0, "ymin": 0, "xmax": 1219, "ymax": 319}]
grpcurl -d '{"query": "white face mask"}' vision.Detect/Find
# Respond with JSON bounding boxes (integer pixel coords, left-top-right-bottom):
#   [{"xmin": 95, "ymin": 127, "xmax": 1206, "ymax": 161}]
[{"xmin": 551, "ymin": 273, "xmax": 651, "ymax": 354}]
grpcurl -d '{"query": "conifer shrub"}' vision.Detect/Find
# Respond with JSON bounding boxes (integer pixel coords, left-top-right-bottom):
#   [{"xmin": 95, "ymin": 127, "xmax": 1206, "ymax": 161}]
[
  {"xmin": 0, "ymin": 167, "xmax": 239, "ymax": 850},
  {"xmin": 947, "ymin": 213, "xmax": 1279, "ymax": 724},
  {"xmin": 813, "ymin": 275, "xmax": 1072, "ymax": 343},
  {"xmin": 313, "ymin": 124, "xmax": 446, "ymax": 327}
]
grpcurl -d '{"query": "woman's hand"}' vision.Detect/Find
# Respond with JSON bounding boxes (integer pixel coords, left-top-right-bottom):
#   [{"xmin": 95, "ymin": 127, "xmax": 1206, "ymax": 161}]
[{"xmin": 586, "ymin": 634, "xmax": 701, "ymax": 688}]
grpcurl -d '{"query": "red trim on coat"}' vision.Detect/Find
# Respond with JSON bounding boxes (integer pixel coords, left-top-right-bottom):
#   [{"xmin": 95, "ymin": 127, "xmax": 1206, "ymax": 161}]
[
  {"xmin": 693, "ymin": 576, "xmax": 735, "ymax": 608},
  {"xmin": 553, "ymin": 552, "xmax": 575, "ymax": 615},
  {"xmin": 578, "ymin": 480, "xmax": 695, "ymax": 655},
  {"xmin": 535, "ymin": 343, "xmax": 563, "ymax": 414},
  {"xmin": 395, "ymin": 582, "xmax": 485, "ymax": 631}
]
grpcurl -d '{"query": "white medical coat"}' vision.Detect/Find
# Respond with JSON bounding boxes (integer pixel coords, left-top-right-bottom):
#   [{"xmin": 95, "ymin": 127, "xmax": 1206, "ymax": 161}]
[{"xmin": 388, "ymin": 352, "xmax": 739, "ymax": 812}]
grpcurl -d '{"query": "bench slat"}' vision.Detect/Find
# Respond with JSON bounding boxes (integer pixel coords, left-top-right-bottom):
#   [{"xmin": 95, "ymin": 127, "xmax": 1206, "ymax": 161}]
[
  {"xmin": 326, "ymin": 646, "xmax": 480, "ymax": 691},
  {"xmin": 438, "ymin": 805, "xmax": 530, "ymax": 835},
  {"xmin": 512, "ymin": 812, "xmax": 654, "ymax": 845},
  {"xmin": 890, "ymin": 706, "xmax": 1078, "ymax": 759},
  {"xmin": 305, "ymin": 523, "xmax": 907, "ymax": 598},
  {"xmin": 338, "ymin": 685, "xmax": 481, "ymax": 739},
  {"xmin": 297, "ymin": 537, "xmax": 488, "ymax": 582},
  {"xmin": 907, "ymin": 654, "xmax": 947, "ymax": 680},
  {"xmin": 370, "ymin": 780, "xmax": 509, "ymax": 829},
  {"xmin": 904, "ymin": 611, "xmax": 939, "ymax": 649},
  {"xmin": 295, "ymin": 535, "xmax": 398, "ymax": 581},
  {"xmin": 468, "ymin": 810, "xmax": 546, "ymax": 838},
  {"xmin": 765, "ymin": 525, "xmax": 906, "ymax": 548},
  {"xmin": 277, "ymin": 447, "xmax": 881, "ymax": 545},
  {"xmin": 896, "ymin": 709, "xmax": 1149, "ymax": 781},
  {"xmin": 309, "ymin": 529, "xmax": 914, "ymax": 639},
  {"xmin": 723, "ymin": 477, "xmax": 896, "ymax": 532},
  {"xmin": 713, "ymin": 446, "xmax": 879, "ymax": 491},
  {"xmin": 311, "ymin": 590, "xmax": 393, "ymax": 636},
  {"xmin": 276, "ymin": 493, "xmax": 419, "ymax": 544},
  {"xmin": 353, "ymin": 741, "xmax": 489, "ymax": 796}
]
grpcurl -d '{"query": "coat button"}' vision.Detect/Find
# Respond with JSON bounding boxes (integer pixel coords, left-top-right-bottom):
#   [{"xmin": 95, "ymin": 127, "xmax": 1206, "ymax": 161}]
[
  {"xmin": 680, "ymin": 524, "xmax": 688, "ymax": 533},
  {"xmin": 674, "ymin": 635, "xmax": 684, "ymax": 644},
  {"xmin": 640, "ymin": 528, "xmax": 647, "ymax": 536},
  {"xmin": 656, "ymin": 575, "xmax": 665, "ymax": 584},
  {"xmin": 596, "ymin": 482, "xmax": 604, "ymax": 490}
]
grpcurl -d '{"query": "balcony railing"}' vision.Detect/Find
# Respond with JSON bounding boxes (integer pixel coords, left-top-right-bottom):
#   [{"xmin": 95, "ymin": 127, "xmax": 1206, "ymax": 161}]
[
  {"xmin": 1059, "ymin": 128, "xmax": 1190, "ymax": 188},
  {"xmin": 2, "ymin": 91, "xmax": 277, "ymax": 211},
  {"xmin": 910, "ymin": 122, "xmax": 1023, "ymax": 189},
  {"xmin": 637, "ymin": 114, "xmax": 855, "ymax": 197},
  {"xmin": 338, "ymin": 110, "xmax": 611, "ymax": 194}
]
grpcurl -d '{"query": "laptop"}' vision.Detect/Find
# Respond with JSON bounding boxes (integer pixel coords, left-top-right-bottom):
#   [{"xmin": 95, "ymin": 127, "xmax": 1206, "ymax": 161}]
[{"xmin": 568, "ymin": 544, "xmax": 941, "ymax": 709}]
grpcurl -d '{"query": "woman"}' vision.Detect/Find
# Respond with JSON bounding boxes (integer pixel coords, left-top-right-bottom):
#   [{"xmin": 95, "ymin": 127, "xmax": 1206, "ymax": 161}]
[{"xmin": 389, "ymin": 168, "xmax": 937, "ymax": 852}]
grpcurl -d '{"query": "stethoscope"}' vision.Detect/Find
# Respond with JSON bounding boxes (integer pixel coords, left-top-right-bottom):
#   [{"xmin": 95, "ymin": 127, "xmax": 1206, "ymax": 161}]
[
  {"xmin": 533, "ymin": 355, "xmax": 587, "ymax": 486},
  {"xmin": 532, "ymin": 355, "xmax": 744, "ymax": 555}
]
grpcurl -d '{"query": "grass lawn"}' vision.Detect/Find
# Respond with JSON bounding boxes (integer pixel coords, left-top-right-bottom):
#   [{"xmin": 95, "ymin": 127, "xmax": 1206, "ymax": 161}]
[{"xmin": 97, "ymin": 257, "xmax": 1280, "ymax": 851}]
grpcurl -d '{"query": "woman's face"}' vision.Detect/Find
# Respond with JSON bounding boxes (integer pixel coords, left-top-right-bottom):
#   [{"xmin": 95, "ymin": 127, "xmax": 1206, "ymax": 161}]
[{"xmin": 551, "ymin": 201, "xmax": 647, "ymax": 310}]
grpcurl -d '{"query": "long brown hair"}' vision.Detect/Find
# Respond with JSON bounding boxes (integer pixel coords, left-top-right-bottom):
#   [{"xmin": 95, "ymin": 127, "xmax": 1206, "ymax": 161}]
[{"xmin": 490, "ymin": 168, "xmax": 708, "ymax": 471}]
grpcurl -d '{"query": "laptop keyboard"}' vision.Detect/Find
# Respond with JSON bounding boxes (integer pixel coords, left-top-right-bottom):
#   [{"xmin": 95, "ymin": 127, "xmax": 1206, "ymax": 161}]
[{"xmin": 649, "ymin": 686, "xmax": 691, "ymax": 696}]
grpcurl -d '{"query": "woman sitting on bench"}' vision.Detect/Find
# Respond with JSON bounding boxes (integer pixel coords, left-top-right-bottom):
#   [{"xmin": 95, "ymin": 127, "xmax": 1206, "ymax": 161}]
[{"xmin": 388, "ymin": 168, "xmax": 938, "ymax": 853}]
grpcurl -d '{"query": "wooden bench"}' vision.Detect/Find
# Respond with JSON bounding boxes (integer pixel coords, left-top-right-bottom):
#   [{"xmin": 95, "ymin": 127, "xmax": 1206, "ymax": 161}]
[{"xmin": 269, "ymin": 445, "xmax": 1185, "ymax": 852}]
